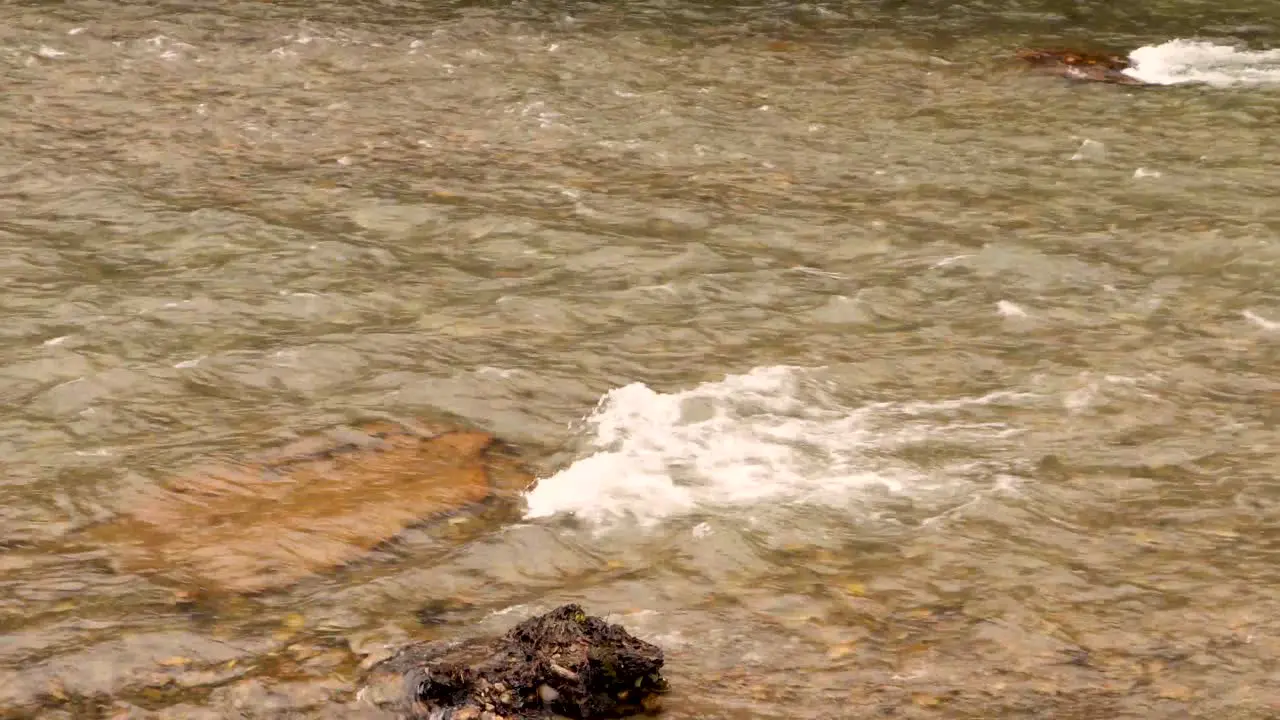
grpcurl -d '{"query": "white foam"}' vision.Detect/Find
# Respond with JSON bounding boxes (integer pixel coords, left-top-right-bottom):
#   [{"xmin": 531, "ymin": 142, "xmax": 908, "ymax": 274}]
[
  {"xmin": 523, "ymin": 366, "xmax": 1028, "ymax": 526},
  {"xmin": 1125, "ymin": 39, "xmax": 1280, "ymax": 87},
  {"xmin": 1243, "ymin": 309, "xmax": 1279, "ymax": 331},
  {"xmin": 1071, "ymin": 138, "xmax": 1106, "ymax": 162},
  {"xmin": 996, "ymin": 300, "xmax": 1029, "ymax": 318},
  {"xmin": 931, "ymin": 254, "xmax": 972, "ymax": 269}
]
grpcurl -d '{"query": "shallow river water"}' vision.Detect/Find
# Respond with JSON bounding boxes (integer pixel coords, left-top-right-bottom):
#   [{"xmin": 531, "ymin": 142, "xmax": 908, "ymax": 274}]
[{"xmin": 2, "ymin": 0, "xmax": 1279, "ymax": 717}]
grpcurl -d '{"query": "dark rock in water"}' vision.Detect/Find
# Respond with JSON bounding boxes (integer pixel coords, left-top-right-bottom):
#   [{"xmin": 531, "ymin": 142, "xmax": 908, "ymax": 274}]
[
  {"xmin": 361, "ymin": 604, "xmax": 667, "ymax": 719},
  {"xmin": 1016, "ymin": 47, "xmax": 1148, "ymax": 86}
]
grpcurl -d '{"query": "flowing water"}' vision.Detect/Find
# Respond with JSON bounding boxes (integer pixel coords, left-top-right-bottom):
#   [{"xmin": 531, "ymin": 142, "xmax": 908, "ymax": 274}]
[{"xmin": 2, "ymin": 0, "xmax": 1279, "ymax": 717}]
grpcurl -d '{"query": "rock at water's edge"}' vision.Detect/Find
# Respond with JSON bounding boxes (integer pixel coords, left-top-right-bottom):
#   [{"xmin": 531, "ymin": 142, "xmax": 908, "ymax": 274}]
[{"xmin": 361, "ymin": 604, "xmax": 667, "ymax": 719}]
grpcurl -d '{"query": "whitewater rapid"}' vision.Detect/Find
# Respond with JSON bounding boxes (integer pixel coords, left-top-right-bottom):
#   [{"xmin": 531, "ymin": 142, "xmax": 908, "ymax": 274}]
[
  {"xmin": 1124, "ymin": 39, "xmax": 1280, "ymax": 86},
  {"xmin": 523, "ymin": 366, "xmax": 1033, "ymax": 526}
]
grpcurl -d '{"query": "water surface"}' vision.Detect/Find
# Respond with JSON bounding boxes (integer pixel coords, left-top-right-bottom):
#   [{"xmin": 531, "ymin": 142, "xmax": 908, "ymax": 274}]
[{"xmin": 1, "ymin": 0, "xmax": 1278, "ymax": 717}]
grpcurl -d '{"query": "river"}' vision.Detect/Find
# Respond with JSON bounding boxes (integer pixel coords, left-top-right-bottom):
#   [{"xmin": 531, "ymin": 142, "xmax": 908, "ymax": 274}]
[{"xmin": 1, "ymin": 0, "xmax": 1278, "ymax": 717}]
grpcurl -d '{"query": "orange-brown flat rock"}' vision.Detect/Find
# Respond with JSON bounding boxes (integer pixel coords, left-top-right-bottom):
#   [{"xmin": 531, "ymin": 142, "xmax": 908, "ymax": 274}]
[{"xmin": 88, "ymin": 421, "xmax": 534, "ymax": 594}]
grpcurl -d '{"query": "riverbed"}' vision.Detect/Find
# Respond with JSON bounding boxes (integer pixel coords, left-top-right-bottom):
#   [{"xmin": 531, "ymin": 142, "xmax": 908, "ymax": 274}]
[{"xmin": 2, "ymin": 0, "xmax": 1278, "ymax": 717}]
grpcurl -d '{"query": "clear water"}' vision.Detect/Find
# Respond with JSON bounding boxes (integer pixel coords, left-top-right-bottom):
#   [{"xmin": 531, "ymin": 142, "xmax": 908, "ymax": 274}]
[{"xmin": 2, "ymin": 1, "xmax": 1278, "ymax": 717}]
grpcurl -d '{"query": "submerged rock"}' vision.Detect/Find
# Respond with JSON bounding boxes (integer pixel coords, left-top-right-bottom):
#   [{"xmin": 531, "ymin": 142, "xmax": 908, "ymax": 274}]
[
  {"xmin": 1015, "ymin": 47, "xmax": 1148, "ymax": 86},
  {"xmin": 360, "ymin": 604, "xmax": 668, "ymax": 719},
  {"xmin": 85, "ymin": 420, "xmax": 534, "ymax": 595}
]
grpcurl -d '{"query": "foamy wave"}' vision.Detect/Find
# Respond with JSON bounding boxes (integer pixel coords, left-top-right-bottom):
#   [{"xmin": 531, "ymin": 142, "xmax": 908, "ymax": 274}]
[
  {"xmin": 1125, "ymin": 39, "xmax": 1280, "ymax": 87},
  {"xmin": 523, "ymin": 366, "xmax": 1030, "ymax": 525}
]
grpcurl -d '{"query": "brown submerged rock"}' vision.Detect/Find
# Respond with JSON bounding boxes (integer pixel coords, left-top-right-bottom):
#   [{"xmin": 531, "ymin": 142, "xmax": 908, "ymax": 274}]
[
  {"xmin": 360, "ymin": 604, "xmax": 668, "ymax": 720},
  {"xmin": 1016, "ymin": 47, "xmax": 1148, "ymax": 86},
  {"xmin": 86, "ymin": 420, "xmax": 534, "ymax": 595}
]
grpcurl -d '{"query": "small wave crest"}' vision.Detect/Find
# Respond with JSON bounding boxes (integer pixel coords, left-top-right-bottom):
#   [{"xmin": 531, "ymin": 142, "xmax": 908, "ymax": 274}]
[
  {"xmin": 523, "ymin": 366, "xmax": 1029, "ymax": 526},
  {"xmin": 1125, "ymin": 39, "xmax": 1280, "ymax": 87}
]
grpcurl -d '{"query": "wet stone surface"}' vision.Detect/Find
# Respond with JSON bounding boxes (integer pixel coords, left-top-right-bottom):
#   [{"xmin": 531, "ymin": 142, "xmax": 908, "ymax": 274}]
[{"xmin": 82, "ymin": 420, "xmax": 534, "ymax": 595}]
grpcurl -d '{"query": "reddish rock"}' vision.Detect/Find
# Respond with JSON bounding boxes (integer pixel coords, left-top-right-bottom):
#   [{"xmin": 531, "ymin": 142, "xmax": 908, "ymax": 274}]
[
  {"xmin": 87, "ymin": 420, "xmax": 534, "ymax": 594},
  {"xmin": 1016, "ymin": 48, "xmax": 1147, "ymax": 86}
]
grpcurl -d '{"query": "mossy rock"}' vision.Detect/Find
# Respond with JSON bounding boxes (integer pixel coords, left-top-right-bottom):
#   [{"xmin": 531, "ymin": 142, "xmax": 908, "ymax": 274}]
[{"xmin": 362, "ymin": 604, "xmax": 668, "ymax": 719}]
